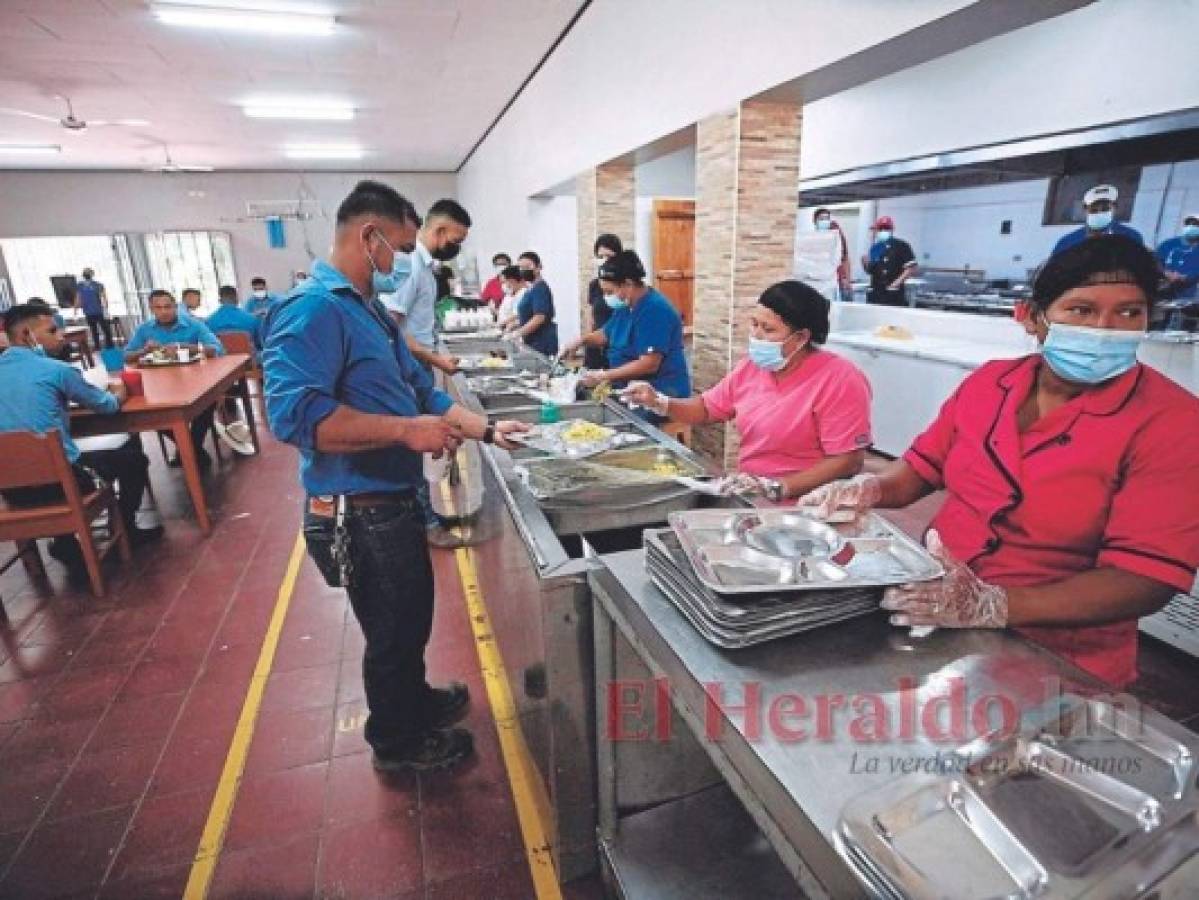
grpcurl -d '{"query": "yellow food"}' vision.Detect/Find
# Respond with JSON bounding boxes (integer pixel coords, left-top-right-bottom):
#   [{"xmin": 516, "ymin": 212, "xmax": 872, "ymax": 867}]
[
  {"xmin": 480, "ymin": 357, "xmax": 510, "ymax": 368},
  {"xmin": 590, "ymin": 381, "xmax": 612, "ymax": 403},
  {"xmin": 649, "ymin": 460, "xmax": 681, "ymax": 476},
  {"xmin": 560, "ymin": 421, "xmax": 613, "ymax": 444}
]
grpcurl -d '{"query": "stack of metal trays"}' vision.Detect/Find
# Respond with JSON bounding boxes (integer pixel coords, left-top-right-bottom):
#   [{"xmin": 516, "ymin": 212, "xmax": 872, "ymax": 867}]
[
  {"xmin": 643, "ymin": 529, "xmax": 882, "ymax": 648},
  {"xmin": 836, "ymin": 693, "xmax": 1199, "ymax": 898}
]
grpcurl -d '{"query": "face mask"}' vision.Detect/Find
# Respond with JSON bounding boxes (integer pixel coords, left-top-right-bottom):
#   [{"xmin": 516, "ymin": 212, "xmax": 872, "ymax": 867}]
[
  {"xmin": 367, "ymin": 231, "xmax": 403, "ymax": 294},
  {"xmin": 875, "ymin": 230, "xmax": 893, "ymax": 243},
  {"xmin": 748, "ymin": 334, "xmax": 801, "ymax": 372},
  {"xmin": 604, "ymin": 294, "xmax": 625, "ymax": 310},
  {"xmin": 1183, "ymin": 224, "xmax": 1199, "ymax": 241},
  {"xmin": 815, "ymin": 219, "xmax": 831, "ymax": 232},
  {"xmin": 432, "ymin": 240, "xmax": 461, "ymax": 262},
  {"xmin": 1086, "ymin": 210, "xmax": 1113, "ymax": 231},
  {"xmin": 1041, "ymin": 321, "xmax": 1143, "ymax": 384},
  {"xmin": 252, "ymin": 289, "xmax": 267, "ymax": 299}
]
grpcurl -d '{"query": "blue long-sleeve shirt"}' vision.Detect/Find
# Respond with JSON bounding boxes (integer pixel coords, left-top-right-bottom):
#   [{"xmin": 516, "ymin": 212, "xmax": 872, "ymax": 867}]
[
  {"xmin": 1052, "ymin": 221, "xmax": 1143, "ymax": 256},
  {"xmin": 205, "ymin": 303, "xmax": 262, "ymax": 349},
  {"xmin": 262, "ymin": 259, "xmax": 454, "ymax": 496},
  {"xmin": 0, "ymin": 347, "xmax": 119, "ymax": 462},
  {"xmin": 125, "ymin": 315, "xmax": 224, "ymax": 354}
]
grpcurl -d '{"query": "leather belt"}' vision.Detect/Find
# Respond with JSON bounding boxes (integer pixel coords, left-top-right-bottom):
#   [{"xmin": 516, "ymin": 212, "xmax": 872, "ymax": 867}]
[{"xmin": 346, "ymin": 491, "xmax": 419, "ymax": 509}]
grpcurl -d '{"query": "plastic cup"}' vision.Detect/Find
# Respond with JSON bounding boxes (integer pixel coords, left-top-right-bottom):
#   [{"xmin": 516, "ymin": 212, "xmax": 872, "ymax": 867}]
[{"xmin": 119, "ymin": 368, "xmax": 144, "ymax": 397}]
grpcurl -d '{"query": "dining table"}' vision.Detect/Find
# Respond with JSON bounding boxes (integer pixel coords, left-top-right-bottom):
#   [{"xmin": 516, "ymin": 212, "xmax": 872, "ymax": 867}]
[{"xmin": 70, "ymin": 353, "xmax": 257, "ymax": 534}]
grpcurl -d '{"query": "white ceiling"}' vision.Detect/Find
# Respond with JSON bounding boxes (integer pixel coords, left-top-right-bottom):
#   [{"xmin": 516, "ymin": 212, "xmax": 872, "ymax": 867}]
[{"xmin": 0, "ymin": 0, "xmax": 585, "ymax": 172}]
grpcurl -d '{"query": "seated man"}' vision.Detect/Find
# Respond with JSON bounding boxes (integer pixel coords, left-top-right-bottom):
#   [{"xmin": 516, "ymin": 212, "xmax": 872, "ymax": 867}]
[
  {"xmin": 241, "ymin": 276, "xmax": 279, "ymax": 318},
  {"xmin": 125, "ymin": 289, "xmax": 225, "ymax": 468},
  {"xmin": 206, "ymin": 284, "xmax": 262, "ymax": 352},
  {"xmin": 0, "ymin": 304, "xmax": 162, "ymax": 582}
]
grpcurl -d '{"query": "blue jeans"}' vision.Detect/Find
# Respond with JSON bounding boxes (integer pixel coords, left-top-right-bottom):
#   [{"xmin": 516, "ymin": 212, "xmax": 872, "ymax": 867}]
[{"xmin": 303, "ymin": 495, "xmax": 436, "ymax": 752}]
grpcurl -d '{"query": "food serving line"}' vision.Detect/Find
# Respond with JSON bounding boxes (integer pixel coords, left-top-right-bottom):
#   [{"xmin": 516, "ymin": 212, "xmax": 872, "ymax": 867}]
[{"xmin": 437, "ymin": 326, "xmax": 1199, "ymax": 898}]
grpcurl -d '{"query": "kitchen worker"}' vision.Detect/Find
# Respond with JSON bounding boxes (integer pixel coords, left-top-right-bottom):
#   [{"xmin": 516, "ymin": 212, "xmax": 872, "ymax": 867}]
[
  {"xmin": 560, "ymin": 250, "xmax": 689, "ymax": 423},
  {"xmin": 813, "ymin": 208, "xmax": 852, "ymax": 302},
  {"xmin": 1052, "ymin": 184, "xmax": 1143, "ymax": 256},
  {"xmin": 511, "ymin": 251, "xmax": 558, "ymax": 356},
  {"xmin": 242, "ymin": 277, "xmax": 280, "ymax": 318},
  {"xmin": 479, "ymin": 252, "xmax": 510, "ymax": 309},
  {"xmin": 800, "ymin": 236, "xmax": 1199, "ymax": 687},
  {"xmin": 381, "ymin": 198, "xmax": 465, "ymax": 377},
  {"xmin": 584, "ymin": 233, "xmax": 623, "ymax": 370},
  {"xmin": 496, "ymin": 265, "xmax": 526, "ymax": 329},
  {"xmin": 264, "ymin": 180, "xmax": 527, "ymax": 773},
  {"xmin": 861, "ymin": 216, "xmax": 917, "ymax": 306},
  {"xmin": 74, "ymin": 267, "xmax": 114, "ymax": 350},
  {"xmin": 1156, "ymin": 214, "xmax": 1199, "ymax": 329},
  {"xmin": 623, "ymin": 280, "xmax": 871, "ymax": 499}
]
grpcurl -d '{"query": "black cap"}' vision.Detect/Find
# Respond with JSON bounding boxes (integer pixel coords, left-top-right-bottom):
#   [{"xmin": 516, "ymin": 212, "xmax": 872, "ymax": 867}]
[{"xmin": 598, "ymin": 250, "xmax": 646, "ymax": 283}]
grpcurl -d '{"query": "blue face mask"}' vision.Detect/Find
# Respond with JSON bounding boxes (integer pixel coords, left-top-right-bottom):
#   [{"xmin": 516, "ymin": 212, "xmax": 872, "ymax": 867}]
[
  {"xmin": 875, "ymin": 230, "xmax": 893, "ymax": 243},
  {"xmin": 1041, "ymin": 322, "xmax": 1143, "ymax": 384},
  {"xmin": 815, "ymin": 218, "xmax": 831, "ymax": 232},
  {"xmin": 604, "ymin": 294, "xmax": 625, "ymax": 310},
  {"xmin": 1182, "ymin": 224, "xmax": 1199, "ymax": 241},
  {"xmin": 1086, "ymin": 210, "xmax": 1113, "ymax": 231},
  {"xmin": 367, "ymin": 231, "xmax": 406, "ymax": 294},
  {"xmin": 748, "ymin": 334, "xmax": 800, "ymax": 372}
]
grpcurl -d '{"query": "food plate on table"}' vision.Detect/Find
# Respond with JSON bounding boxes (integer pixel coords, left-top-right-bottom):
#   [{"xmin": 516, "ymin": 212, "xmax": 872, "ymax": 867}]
[{"xmin": 138, "ymin": 349, "xmax": 202, "ymax": 367}]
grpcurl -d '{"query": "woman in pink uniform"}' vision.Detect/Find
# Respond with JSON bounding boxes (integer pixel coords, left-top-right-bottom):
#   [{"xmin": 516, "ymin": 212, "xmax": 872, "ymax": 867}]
[
  {"xmin": 624, "ymin": 280, "xmax": 873, "ymax": 502},
  {"xmin": 801, "ymin": 236, "xmax": 1199, "ymax": 686}
]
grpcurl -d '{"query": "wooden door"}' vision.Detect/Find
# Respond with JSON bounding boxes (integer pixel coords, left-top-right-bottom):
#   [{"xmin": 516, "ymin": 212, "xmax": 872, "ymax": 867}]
[{"xmin": 651, "ymin": 199, "xmax": 695, "ymax": 326}]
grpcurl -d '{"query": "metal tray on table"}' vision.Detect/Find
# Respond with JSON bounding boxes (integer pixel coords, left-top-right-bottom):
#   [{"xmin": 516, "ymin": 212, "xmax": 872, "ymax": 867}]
[
  {"xmin": 668, "ymin": 508, "xmax": 943, "ymax": 595},
  {"xmin": 517, "ymin": 446, "xmax": 705, "ymax": 504},
  {"xmin": 512, "ymin": 422, "xmax": 653, "ymax": 461},
  {"xmin": 457, "ymin": 352, "xmax": 514, "ymax": 373}
]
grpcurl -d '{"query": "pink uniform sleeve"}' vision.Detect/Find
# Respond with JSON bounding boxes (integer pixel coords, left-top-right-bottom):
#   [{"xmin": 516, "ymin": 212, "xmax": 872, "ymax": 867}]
[
  {"xmin": 815, "ymin": 364, "xmax": 873, "ymax": 454},
  {"xmin": 902, "ymin": 384, "xmax": 963, "ymax": 489},
  {"xmin": 700, "ymin": 365, "xmax": 740, "ymax": 423},
  {"xmin": 1097, "ymin": 408, "xmax": 1199, "ymax": 593}
]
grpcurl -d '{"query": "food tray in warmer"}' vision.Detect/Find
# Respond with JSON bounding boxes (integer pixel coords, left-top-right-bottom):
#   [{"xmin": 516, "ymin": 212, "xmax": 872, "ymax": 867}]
[
  {"xmin": 668, "ymin": 508, "xmax": 942, "ymax": 595},
  {"xmin": 517, "ymin": 447, "xmax": 705, "ymax": 503},
  {"xmin": 509, "ymin": 420, "xmax": 649, "ymax": 460},
  {"xmin": 457, "ymin": 353, "xmax": 514, "ymax": 372}
]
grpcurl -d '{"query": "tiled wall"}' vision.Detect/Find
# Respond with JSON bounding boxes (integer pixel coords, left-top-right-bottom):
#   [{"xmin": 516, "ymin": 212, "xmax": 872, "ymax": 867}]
[{"xmin": 575, "ymin": 162, "xmax": 634, "ymax": 335}]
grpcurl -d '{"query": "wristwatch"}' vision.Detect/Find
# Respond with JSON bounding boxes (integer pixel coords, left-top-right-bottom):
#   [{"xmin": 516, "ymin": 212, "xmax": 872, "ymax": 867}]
[
  {"xmin": 483, "ymin": 424, "xmax": 495, "ymax": 445},
  {"xmin": 761, "ymin": 478, "xmax": 785, "ymax": 502}
]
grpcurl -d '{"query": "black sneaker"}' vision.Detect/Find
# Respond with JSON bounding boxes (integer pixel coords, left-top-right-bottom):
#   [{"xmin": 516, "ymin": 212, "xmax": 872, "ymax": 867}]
[
  {"xmin": 423, "ymin": 682, "xmax": 470, "ymax": 729},
  {"xmin": 167, "ymin": 454, "xmax": 182, "ymax": 468},
  {"xmin": 371, "ymin": 727, "xmax": 474, "ymax": 774},
  {"xmin": 129, "ymin": 525, "xmax": 165, "ymax": 547}
]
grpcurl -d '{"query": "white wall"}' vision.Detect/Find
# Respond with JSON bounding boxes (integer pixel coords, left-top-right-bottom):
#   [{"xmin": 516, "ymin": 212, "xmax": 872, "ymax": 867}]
[
  {"xmin": 801, "ymin": 0, "xmax": 1199, "ymax": 179},
  {"xmin": 0, "ymin": 170, "xmax": 456, "ymax": 295},
  {"xmin": 527, "ymin": 195, "xmax": 580, "ymax": 346},
  {"xmin": 459, "ymin": 0, "xmax": 977, "ymax": 271}
]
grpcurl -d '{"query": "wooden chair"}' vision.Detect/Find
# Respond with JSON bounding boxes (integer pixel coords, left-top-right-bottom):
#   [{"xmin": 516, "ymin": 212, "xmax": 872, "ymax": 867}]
[
  {"xmin": 216, "ymin": 331, "xmax": 262, "ymax": 394},
  {"xmin": 0, "ymin": 430, "xmax": 131, "ymax": 597}
]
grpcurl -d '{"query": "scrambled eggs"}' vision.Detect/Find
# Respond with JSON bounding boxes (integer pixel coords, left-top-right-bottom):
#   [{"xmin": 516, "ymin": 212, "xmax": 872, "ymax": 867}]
[{"xmin": 560, "ymin": 421, "xmax": 613, "ymax": 444}]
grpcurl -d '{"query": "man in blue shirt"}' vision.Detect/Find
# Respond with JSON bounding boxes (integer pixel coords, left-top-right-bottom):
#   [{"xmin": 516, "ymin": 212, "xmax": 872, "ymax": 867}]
[
  {"xmin": 0, "ymin": 304, "xmax": 162, "ymax": 581},
  {"xmin": 1157, "ymin": 213, "xmax": 1199, "ymax": 330},
  {"xmin": 242, "ymin": 277, "xmax": 280, "ymax": 318},
  {"xmin": 206, "ymin": 284, "xmax": 262, "ymax": 350},
  {"xmin": 180, "ymin": 287, "xmax": 205, "ymax": 321},
  {"xmin": 564, "ymin": 251, "xmax": 691, "ymax": 423},
  {"xmin": 126, "ymin": 289, "xmax": 224, "ymax": 468},
  {"xmin": 1052, "ymin": 184, "xmax": 1144, "ymax": 256},
  {"xmin": 73, "ymin": 267, "xmax": 114, "ymax": 350},
  {"xmin": 512, "ymin": 251, "xmax": 558, "ymax": 356},
  {"xmin": 263, "ymin": 179, "xmax": 527, "ymax": 774},
  {"xmin": 381, "ymin": 198, "xmax": 465, "ymax": 377}
]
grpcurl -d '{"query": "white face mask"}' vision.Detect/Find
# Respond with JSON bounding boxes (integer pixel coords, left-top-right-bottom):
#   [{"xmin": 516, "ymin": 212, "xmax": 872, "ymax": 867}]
[{"xmin": 252, "ymin": 289, "xmax": 267, "ymax": 299}]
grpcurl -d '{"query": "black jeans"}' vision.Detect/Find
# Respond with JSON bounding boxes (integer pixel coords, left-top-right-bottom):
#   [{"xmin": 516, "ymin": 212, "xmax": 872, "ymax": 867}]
[
  {"xmin": 1, "ymin": 435, "xmax": 149, "ymax": 531},
  {"xmin": 867, "ymin": 287, "xmax": 908, "ymax": 307},
  {"xmin": 304, "ymin": 495, "xmax": 436, "ymax": 753},
  {"xmin": 86, "ymin": 314, "xmax": 114, "ymax": 350},
  {"xmin": 159, "ymin": 405, "xmax": 216, "ymax": 456}
]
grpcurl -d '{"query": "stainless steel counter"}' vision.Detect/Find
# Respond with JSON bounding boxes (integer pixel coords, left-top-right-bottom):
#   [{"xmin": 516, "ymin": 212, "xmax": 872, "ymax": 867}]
[{"xmin": 588, "ymin": 549, "xmax": 1199, "ymax": 899}]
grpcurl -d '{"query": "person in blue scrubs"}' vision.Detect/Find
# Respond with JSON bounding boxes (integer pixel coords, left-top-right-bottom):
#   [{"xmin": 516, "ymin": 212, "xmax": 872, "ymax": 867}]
[
  {"xmin": 1052, "ymin": 184, "xmax": 1143, "ymax": 256},
  {"xmin": 242, "ymin": 277, "xmax": 280, "ymax": 318},
  {"xmin": 206, "ymin": 284, "xmax": 262, "ymax": 351},
  {"xmin": 512, "ymin": 251, "xmax": 558, "ymax": 356},
  {"xmin": 73, "ymin": 267, "xmax": 114, "ymax": 350},
  {"xmin": 562, "ymin": 250, "xmax": 690, "ymax": 423},
  {"xmin": 263, "ymin": 179, "xmax": 527, "ymax": 774},
  {"xmin": 125, "ymin": 289, "xmax": 225, "ymax": 468},
  {"xmin": 1157, "ymin": 214, "xmax": 1199, "ymax": 330},
  {"xmin": 0, "ymin": 304, "xmax": 161, "ymax": 581}
]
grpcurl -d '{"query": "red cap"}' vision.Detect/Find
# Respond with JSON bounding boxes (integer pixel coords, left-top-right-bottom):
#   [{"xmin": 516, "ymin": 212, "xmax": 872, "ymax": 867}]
[{"xmin": 872, "ymin": 215, "xmax": 894, "ymax": 230}]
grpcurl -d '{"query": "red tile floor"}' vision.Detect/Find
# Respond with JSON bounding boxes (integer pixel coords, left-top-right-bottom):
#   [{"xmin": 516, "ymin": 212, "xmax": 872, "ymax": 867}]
[
  {"xmin": 0, "ymin": 402, "xmax": 604, "ymax": 900},
  {"xmin": 1, "ymin": 415, "xmax": 1195, "ymax": 899}
]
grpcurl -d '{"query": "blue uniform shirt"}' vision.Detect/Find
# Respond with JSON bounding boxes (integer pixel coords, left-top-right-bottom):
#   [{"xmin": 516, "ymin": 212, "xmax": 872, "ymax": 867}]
[
  {"xmin": 76, "ymin": 279, "xmax": 104, "ymax": 316},
  {"xmin": 1157, "ymin": 236, "xmax": 1199, "ymax": 301},
  {"xmin": 601, "ymin": 287, "xmax": 691, "ymax": 398},
  {"xmin": 0, "ymin": 346, "xmax": 119, "ymax": 462},
  {"xmin": 125, "ymin": 315, "xmax": 224, "ymax": 354},
  {"xmin": 1052, "ymin": 221, "xmax": 1143, "ymax": 256},
  {"xmin": 263, "ymin": 259, "xmax": 454, "ymax": 496},
  {"xmin": 205, "ymin": 304, "xmax": 262, "ymax": 348},
  {"xmin": 380, "ymin": 242, "xmax": 435, "ymax": 348},
  {"xmin": 242, "ymin": 292, "xmax": 281, "ymax": 318},
  {"xmin": 517, "ymin": 280, "xmax": 558, "ymax": 356}
]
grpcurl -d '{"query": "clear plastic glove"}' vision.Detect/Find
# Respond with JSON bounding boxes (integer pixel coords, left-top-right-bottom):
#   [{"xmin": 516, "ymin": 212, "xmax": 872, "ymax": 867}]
[
  {"xmin": 719, "ymin": 473, "xmax": 766, "ymax": 497},
  {"xmin": 620, "ymin": 381, "xmax": 669, "ymax": 416},
  {"xmin": 880, "ymin": 530, "xmax": 1009, "ymax": 629},
  {"xmin": 796, "ymin": 473, "xmax": 882, "ymax": 520}
]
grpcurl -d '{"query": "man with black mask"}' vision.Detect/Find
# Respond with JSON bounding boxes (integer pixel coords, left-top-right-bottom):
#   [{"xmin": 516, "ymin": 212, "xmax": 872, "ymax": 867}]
[{"xmin": 381, "ymin": 198, "xmax": 468, "ymax": 377}]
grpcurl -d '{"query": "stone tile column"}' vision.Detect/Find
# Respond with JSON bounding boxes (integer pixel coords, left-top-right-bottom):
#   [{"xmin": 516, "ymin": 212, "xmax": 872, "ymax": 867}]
[
  {"xmin": 691, "ymin": 99, "xmax": 802, "ymax": 468},
  {"xmin": 576, "ymin": 161, "xmax": 634, "ymax": 335}
]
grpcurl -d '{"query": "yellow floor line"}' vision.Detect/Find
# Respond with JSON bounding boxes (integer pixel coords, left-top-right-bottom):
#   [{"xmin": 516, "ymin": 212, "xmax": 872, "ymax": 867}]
[
  {"xmin": 440, "ymin": 473, "xmax": 564, "ymax": 900},
  {"xmin": 182, "ymin": 532, "xmax": 307, "ymax": 900}
]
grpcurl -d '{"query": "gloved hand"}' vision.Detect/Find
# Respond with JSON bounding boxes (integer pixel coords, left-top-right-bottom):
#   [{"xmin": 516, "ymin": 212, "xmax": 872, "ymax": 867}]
[
  {"xmin": 881, "ymin": 530, "xmax": 1009, "ymax": 629},
  {"xmin": 719, "ymin": 472, "xmax": 766, "ymax": 497},
  {"xmin": 796, "ymin": 473, "xmax": 882, "ymax": 520}
]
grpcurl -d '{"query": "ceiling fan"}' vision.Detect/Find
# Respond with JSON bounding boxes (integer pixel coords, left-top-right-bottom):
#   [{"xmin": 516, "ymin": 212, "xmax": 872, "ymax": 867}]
[
  {"xmin": 0, "ymin": 95, "xmax": 149, "ymax": 131},
  {"xmin": 144, "ymin": 145, "xmax": 213, "ymax": 173}
]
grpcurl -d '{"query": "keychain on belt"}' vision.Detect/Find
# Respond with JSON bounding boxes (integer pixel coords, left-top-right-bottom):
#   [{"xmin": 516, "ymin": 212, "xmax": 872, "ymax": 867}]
[{"xmin": 332, "ymin": 495, "xmax": 354, "ymax": 587}]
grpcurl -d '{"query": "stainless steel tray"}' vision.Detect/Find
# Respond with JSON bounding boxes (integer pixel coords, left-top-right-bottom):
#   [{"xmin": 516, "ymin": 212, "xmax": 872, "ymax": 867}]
[
  {"xmin": 510, "ymin": 420, "xmax": 651, "ymax": 459},
  {"xmin": 669, "ymin": 509, "xmax": 943, "ymax": 595},
  {"xmin": 457, "ymin": 353, "xmax": 514, "ymax": 372}
]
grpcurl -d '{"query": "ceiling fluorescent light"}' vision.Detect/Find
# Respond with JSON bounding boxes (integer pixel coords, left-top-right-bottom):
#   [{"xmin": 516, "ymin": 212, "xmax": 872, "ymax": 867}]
[
  {"xmin": 243, "ymin": 104, "xmax": 354, "ymax": 121},
  {"xmin": 284, "ymin": 144, "xmax": 365, "ymax": 160},
  {"xmin": 0, "ymin": 143, "xmax": 62, "ymax": 155},
  {"xmin": 152, "ymin": 4, "xmax": 336, "ymax": 36}
]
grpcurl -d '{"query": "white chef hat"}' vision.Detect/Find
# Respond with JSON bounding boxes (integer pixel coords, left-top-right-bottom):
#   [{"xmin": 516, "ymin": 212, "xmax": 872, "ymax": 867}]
[{"xmin": 1082, "ymin": 184, "xmax": 1118, "ymax": 206}]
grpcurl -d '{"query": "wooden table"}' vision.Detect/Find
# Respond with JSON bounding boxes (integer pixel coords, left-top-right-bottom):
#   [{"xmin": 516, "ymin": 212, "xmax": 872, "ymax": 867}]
[
  {"xmin": 63, "ymin": 325, "xmax": 95, "ymax": 367},
  {"xmin": 71, "ymin": 354, "xmax": 257, "ymax": 534}
]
